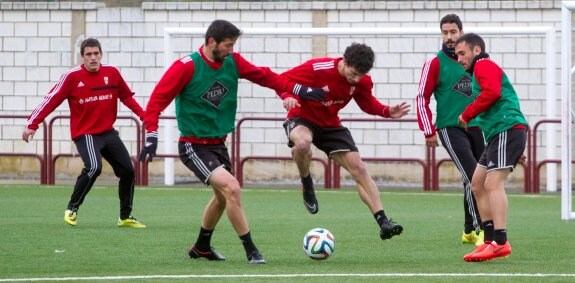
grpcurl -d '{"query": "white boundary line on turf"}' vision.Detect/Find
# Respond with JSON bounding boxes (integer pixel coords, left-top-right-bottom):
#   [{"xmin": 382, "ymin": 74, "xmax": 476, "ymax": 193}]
[{"xmin": 2, "ymin": 273, "xmax": 575, "ymax": 282}]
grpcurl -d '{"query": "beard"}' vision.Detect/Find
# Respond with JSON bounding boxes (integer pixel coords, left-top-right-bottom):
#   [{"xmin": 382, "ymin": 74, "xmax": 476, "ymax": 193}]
[{"xmin": 212, "ymin": 48, "xmax": 227, "ymax": 63}]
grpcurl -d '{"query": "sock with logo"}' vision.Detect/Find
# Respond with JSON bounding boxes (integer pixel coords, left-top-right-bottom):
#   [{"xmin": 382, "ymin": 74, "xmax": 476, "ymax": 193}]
[
  {"xmin": 301, "ymin": 175, "xmax": 314, "ymax": 193},
  {"xmin": 494, "ymin": 229, "xmax": 507, "ymax": 245},
  {"xmin": 195, "ymin": 227, "xmax": 214, "ymax": 251},
  {"xmin": 239, "ymin": 231, "xmax": 258, "ymax": 256},
  {"xmin": 374, "ymin": 210, "xmax": 388, "ymax": 227},
  {"xmin": 482, "ymin": 220, "xmax": 494, "ymax": 243}
]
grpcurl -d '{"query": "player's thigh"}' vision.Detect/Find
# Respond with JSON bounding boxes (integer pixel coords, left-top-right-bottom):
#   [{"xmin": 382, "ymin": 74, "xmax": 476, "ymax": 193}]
[
  {"xmin": 331, "ymin": 151, "xmax": 364, "ymax": 174},
  {"xmin": 178, "ymin": 142, "xmax": 232, "ymax": 185},
  {"xmin": 283, "ymin": 118, "xmax": 314, "ymax": 146},
  {"xmin": 208, "ymin": 167, "xmax": 240, "ymax": 196},
  {"xmin": 484, "ymin": 129, "xmax": 526, "ymax": 172}
]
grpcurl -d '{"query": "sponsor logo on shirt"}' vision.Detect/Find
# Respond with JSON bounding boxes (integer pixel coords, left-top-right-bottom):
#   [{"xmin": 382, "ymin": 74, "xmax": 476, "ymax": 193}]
[
  {"xmin": 452, "ymin": 76, "xmax": 472, "ymax": 97},
  {"xmin": 321, "ymin": 100, "xmax": 345, "ymax": 107},
  {"xmin": 201, "ymin": 80, "xmax": 229, "ymax": 109},
  {"xmin": 78, "ymin": 93, "xmax": 113, "ymax": 104}
]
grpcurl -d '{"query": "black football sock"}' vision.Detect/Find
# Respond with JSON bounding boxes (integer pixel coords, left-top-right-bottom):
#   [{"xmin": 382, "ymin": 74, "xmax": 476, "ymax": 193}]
[
  {"xmin": 195, "ymin": 227, "xmax": 214, "ymax": 251},
  {"xmin": 301, "ymin": 175, "xmax": 314, "ymax": 193},
  {"xmin": 494, "ymin": 229, "xmax": 507, "ymax": 245},
  {"xmin": 482, "ymin": 220, "xmax": 494, "ymax": 243},
  {"xmin": 464, "ymin": 224, "xmax": 474, "ymax": 234},
  {"xmin": 240, "ymin": 231, "xmax": 258, "ymax": 256},
  {"xmin": 374, "ymin": 210, "xmax": 388, "ymax": 227}
]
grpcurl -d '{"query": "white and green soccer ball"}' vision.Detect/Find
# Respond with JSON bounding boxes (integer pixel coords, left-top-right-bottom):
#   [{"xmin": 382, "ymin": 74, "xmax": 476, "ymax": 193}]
[{"xmin": 303, "ymin": 228, "xmax": 335, "ymax": 260}]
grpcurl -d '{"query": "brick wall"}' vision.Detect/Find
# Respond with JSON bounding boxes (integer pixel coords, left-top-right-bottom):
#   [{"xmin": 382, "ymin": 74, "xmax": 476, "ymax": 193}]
[{"xmin": 0, "ymin": 1, "xmax": 563, "ymax": 187}]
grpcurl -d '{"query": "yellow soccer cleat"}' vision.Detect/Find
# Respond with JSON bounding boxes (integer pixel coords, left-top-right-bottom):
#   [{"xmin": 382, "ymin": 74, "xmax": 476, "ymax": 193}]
[
  {"xmin": 64, "ymin": 209, "xmax": 77, "ymax": 226},
  {"xmin": 461, "ymin": 229, "xmax": 483, "ymax": 245},
  {"xmin": 474, "ymin": 230, "xmax": 484, "ymax": 246},
  {"xmin": 118, "ymin": 216, "xmax": 146, "ymax": 228}
]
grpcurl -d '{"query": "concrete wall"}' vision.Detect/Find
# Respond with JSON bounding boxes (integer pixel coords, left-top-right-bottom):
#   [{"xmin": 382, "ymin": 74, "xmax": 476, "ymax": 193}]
[{"xmin": 0, "ymin": 1, "xmax": 563, "ymax": 187}]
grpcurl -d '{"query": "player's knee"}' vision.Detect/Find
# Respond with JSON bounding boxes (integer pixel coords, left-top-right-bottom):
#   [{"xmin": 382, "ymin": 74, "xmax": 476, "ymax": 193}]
[
  {"xmin": 120, "ymin": 166, "xmax": 135, "ymax": 179},
  {"xmin": 84, "ymin": 165, "xmax": 103, "ymax": 178},
  {"xmin": 470, "ymin": 180, "xmax": 482, "ymax": 194},
  {"xmin": 292, "ymin": 140, "xmax": 312, "ymax": 155},
  {"xmin": 223, "ymin": 181, "xmax": 242, "ymax": 203},
  {"xmin": 348, "ymin": 162, "xmax": 369, "ymax": 179}
]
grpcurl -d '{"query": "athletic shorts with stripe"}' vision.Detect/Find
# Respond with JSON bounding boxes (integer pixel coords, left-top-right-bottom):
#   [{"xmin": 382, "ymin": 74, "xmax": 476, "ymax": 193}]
[
  {"xmin": 478, "ymin": 128, "xmax": 527, "ymax": 172},
  {"xmin": 283, "ymin": 117, "xmax": 358, "ymax": 156},
  {"xmin": 178, "ymin": 142, "xmax": 232, "ymax": 185}
]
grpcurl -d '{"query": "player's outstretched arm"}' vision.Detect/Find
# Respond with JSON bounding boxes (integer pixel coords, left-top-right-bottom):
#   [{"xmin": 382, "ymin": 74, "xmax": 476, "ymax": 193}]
[{"xmin": 389, "ymin": 102, "xmax": 411, "ymax": 118}]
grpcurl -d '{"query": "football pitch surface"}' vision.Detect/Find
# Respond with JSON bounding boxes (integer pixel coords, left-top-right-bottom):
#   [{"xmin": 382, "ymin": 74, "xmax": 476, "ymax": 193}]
[{"xmin": 0, "ymin": 184, "xmax": 574, "ymax": 283}]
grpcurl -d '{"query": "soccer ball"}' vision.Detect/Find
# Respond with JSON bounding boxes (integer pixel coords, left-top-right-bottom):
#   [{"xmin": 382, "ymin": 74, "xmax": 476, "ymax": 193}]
[{"xmin": 302, "ymin": 228, "xmax": 335, "ymax": 260}]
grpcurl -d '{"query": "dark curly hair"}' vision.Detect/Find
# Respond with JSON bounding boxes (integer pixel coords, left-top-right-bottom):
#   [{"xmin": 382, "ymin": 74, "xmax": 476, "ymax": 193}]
[{"xmin": 343, "ymin": 43, "xmax": 375, "ymax": 74}]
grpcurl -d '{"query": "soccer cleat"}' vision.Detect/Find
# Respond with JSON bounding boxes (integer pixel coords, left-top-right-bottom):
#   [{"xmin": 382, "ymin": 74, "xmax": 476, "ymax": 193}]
[
  {"xmin": 463, "ymin": 242, "xmax": 490, "ymax": 261},
  {"xmin": 475, "ymin": 230, "xmax": 484, "ymax": 246},
  {"xmin": 302, "ymin": 189, "xmax": 319, "ymax": 214},
  {"xmin": 380, "ymin": 218, "xmax": 403, "ymax": 240},
  {"xmin": 464, "ymin": 241, "xmax": 511, "ymax": 262},
  {"xmin": 188, "ymin": 245, "xmax": 226, "ymax": 261},
  {"xmin": 247, "ymin": 250, "xmax": 266, "ymax": 264},
  {"xmin": 118, "ymin": 216, "xmax": 146, "ymax": 228},
  {"xmin": 64, "ymin": 209, "xmax": 77, "ymax": 226},
  {"xmin": 462, "ymin": 229, "xmax": 484, "ymax": 246}
]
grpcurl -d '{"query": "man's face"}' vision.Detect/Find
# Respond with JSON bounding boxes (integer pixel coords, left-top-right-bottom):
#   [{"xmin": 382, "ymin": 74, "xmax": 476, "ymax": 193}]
[
  {"xmin": 341, "ymin": 63, "xmax": 366, "ymax": 85},
  {"xmin": 82, "ymin": 46, "xmax": 102, "ymax": 72},
  {"xmin": 441, "ymin": 22, "xmax": 462, "ymax": 50},
  {"xmin": 209, "ymin": 38, "xmax": 237, "ymax": 63},
  {"xmin": 455, "ymin": 41, "xmax": 481, "ymax": 72}
]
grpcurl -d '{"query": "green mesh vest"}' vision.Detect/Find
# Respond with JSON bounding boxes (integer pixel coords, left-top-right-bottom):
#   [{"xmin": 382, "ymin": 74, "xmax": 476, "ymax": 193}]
[
  {"xmin": 175, "ymin": 52, "xmax": 239, "ymax": 138},
  {"xmin": 471, "ymin": 71, "xmax": 527, "ymax": 142},
  {"xmin": 434, "ymin": 51, "xmax": 479, "ymax": 129}
]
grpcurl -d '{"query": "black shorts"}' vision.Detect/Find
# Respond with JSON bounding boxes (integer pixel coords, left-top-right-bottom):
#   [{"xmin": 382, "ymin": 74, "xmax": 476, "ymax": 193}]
[
  {"xmin": 178, "ymin": 142, "xmax": 232, "ymax": 185},
  {"xmin": 283, "ymin": 117, "xmax": 358, "ymax": 157},
  {"xmin": 478, "ymin": 128, "xmax": 527, "ymax": 172}
]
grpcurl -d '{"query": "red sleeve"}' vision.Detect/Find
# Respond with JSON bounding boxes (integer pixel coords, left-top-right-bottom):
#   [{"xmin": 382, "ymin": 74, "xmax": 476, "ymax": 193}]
[
  {"xmin": 461, "ymin": 59, "xmax": 502, "ymax": 122},
  {"xmin": 115, "ymin": 67, "xmax": 144, "ymax": 120},
  {"xmin": 26, "ymin": 71, "xmax": 73, "ymax": 130},
  {"xmin": 276, "ymin": 60, "xmax": 317, "ymax": 99},
  {"xmin": 233, "ymin": 53, "xmax": 297, "ymax": 96},
  {"xmin": 143, "ymin": 57, "xmax": 195, "ymax": 132},
  {"xmin": 416, "ymin": 56, "xmax": 439, "ymax": 138},
  {"xmin": 353, "ymin": 77, "xmax": 390, "ymax": 118}
]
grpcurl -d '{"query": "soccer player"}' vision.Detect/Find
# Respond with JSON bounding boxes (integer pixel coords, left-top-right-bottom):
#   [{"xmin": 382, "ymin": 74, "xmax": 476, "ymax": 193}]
[
  {"xmin": 22, "ymin": 38, "xmax": 146, "ymax": 228},
  {"xmin": 416, "ymin": 14, "xmax": 484, "ymax": 245},
  {"xmin": 139, "ymin": 19, "xmax": 325, "ymax": 264},
  {"xmin": 455, "ymin": 33, "xmax": 527, "ymax": 261},
  {"xmin": 279, "ymin": 42, "xmax": 409, "ymax": 240}
]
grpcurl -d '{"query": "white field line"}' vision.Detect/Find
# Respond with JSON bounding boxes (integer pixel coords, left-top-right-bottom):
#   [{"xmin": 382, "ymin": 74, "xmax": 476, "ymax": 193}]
[{"xmin": 1, "ymin": 273, "xmax": 575, "ymax": 282}]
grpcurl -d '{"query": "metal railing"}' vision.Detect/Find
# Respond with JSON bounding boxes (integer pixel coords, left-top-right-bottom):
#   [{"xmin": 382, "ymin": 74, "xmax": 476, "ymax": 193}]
[{"xmin": 2, "ymin": 114, "xmax": 565, "ymax": 193}]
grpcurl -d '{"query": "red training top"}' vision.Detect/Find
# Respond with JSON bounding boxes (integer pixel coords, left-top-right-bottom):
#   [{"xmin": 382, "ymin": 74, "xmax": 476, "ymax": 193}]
[{"xmin": 26, "ymin": 64, "xmax": 143, "ymax": 140}]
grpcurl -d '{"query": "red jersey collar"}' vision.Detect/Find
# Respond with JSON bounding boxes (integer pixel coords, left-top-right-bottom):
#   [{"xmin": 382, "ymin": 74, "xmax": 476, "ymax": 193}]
[{"xmin": 198, "ymin": 45, "xmax": 224, "ymax": 69}]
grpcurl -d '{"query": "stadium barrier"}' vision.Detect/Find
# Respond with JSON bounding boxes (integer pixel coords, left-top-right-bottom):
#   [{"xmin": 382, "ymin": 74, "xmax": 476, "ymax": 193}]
[
  {"xmin": 4, "ymin": 113, "xmax": 563, "ymax": 193},
  {"xmin": 433, "ymin": 128, "xmax": 531, "ymax": 193},
  {"xmin": 47, "ymin": 115, "xmax": 142, "ymax": 185},
  {"xmin": 0, "ymin": 115, "xmax": 47, "ymax": 184},
  {"xmin": 333, "ymin": 118, "xmax": 431, "ymax": 190},
  {"xmin": 532, "ymin": 119, "xmax": 568, "ymax": 193},
  {"xmin": 232, "ymin": 117, "xmax": 332, "ymax": 189}
]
